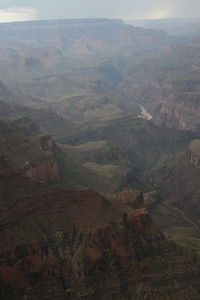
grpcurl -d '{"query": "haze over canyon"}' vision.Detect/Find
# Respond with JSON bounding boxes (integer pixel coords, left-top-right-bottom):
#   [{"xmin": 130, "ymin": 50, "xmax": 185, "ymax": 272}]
[{"xmin": 0, "ymin": 17, "xmax": 200, "ymax": 299}]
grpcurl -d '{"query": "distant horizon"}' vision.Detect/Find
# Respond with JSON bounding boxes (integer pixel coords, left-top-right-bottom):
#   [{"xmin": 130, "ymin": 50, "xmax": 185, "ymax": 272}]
[
  {"xmin": 0, "ymin": 0, "xmax": 199, "ymax": 23},
  {"xmin": 0, "ymin": 16, "xmax": 200, "ymax": 25}
]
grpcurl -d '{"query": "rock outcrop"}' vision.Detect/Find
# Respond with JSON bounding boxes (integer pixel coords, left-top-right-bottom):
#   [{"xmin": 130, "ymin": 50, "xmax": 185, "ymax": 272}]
[
  {"xmin": 115, "ymin": 42, "xmax": 200, "ymax": 135},
  {"xmin": 0, "ymin": 166, "xmax": 200, "ymax": 299},
  {"xmin": 0, "ymin": 100, "xmax": 76, "ymax": 141},
  {"xmin": 115, "ymin": 189, "xmax": 144, "ymax": 209},
  {"xmin": 0, "ymin": 119, "xmax": 62, "ymax": 182},
  {"xmin": 149, "ymin": 151, "xmax": 200, "ymax": 226},
  {"xmin": 39, "ymin": 134, "xmax": 60, "ymax": 153},
  {"xmin": 24, "ymin": 157, "xmax": 60, "ymax": 182},
  {"xmin": 187, "ymin": 139, "xmax": 200, "ymax": 167}
]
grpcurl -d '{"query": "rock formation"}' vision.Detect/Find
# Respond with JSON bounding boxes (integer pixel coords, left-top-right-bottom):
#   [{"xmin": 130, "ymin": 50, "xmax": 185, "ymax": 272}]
[
  {"xmin": 23, "ymin": 157, "xmax": 60, "ymax": 182},
  {"xmin": 39, "ymin": 134, "xmax": 60, "ymax": 153},
  {"xmin": 0, "ymin": 163, "xmax": 200, "ymax": 299},
  {"xmin": 1, "ymin": 18, "xmax": 200, "ymax": 299},
  {"xmin": 187, "ymin": 139, "xmax": 200, "ymax": 167},
  {"xmin": 115, "ymin": 189, "xmax": 144, "ymax": 209}
]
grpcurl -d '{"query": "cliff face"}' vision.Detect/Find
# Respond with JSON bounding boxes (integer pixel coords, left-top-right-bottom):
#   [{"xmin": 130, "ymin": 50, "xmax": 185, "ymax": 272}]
[
  {"xmin": 116, "ymin": 44, "xmax": 200, "ymax": 134},
  {"xmin": 0, "ymin": 100, "xmax": 77, "ymax": 141},
  {"xmin": 148, "ymin": 139, "xmax": 200, "ymax": 226},
  {"xmin": 115, "ymin": 190, "xmax": 144, "ymax": 209},
  {"xmin": 64, "ymin": 117, "xmax": 195, "ymax": 171},
  {"xmin": 187, "ymin": 139, "xmax": 200, "ymax": 167},
  {"xmin": 23, "ymin": 157, "xmax": 60, "ymax": 182},
  {"xmin": 149, "ymin": 151, "xmax": 200, "ymax": 226},
  {"xmin": 0, "ymin": 166, "xmax": 200, "ymax": 299},
  {"xmin": 153, "ymin": 101, "xmax": 200, "ymax": 132},
  {"xmin": 39, "ymin": 134, "xmax": 60, "ymax": 153},
  {"xmin": 0, "ymin": 18, "xmax": 172, "ymax": 108},
  {"xmin": 0, "ymin": 119, "xmax": 62, "ymax": 184},
  {"xmin": 22, "ymin": 134, "xmax": 61, "ymax": 182}
]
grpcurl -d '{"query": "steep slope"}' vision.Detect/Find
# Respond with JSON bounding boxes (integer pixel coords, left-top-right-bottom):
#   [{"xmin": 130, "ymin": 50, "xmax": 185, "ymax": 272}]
[
  {"xmin": 0, "ymin": 77, "xmax": 40, "ymax": 106},
  {"xmin": 148, "ymin": 145, "xmax": 200, "ymax": 226},
  {"xmin": 0, "ymin": 118, "xmax": 125, "ymax": 192},
  {"xmin": 0, "ymin": 100, "xmax": 78, "ymax": 140},
  {"xmin": 0, "ymin": 167, "xmax": 200, "ymax": 299},
  {"xmin": 0, "ymin": 18, "xmax": 175, "ymax": 127},
  {"xmin": 116, "ymin": 43, "xmax": 200, "ymax": 134},
  {"xmin": 0, "ymin": 119, "xmax": 63, "ymax": 185},
  {"xmin": 63, "ymin": 117, "xmax": 195, "ymax": 171}
]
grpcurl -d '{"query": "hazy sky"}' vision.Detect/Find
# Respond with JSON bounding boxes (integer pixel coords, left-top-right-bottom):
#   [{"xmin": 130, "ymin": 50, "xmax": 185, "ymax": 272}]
[{"xmin": 0, "ymin": 0, "xmax": 199, "ymax": 23}]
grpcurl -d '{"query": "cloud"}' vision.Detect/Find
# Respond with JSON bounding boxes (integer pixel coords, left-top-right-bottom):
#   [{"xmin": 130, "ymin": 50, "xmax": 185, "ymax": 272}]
[
  {"xmin": 31, "ymin": 0, "xmax": 184, "ymax": 20},
  {"xmin": 0, "ymin": 0, "xmax": 199, "ymax": 22},
  {"xmin": 0, "ymin": 6, "xmax": 37, "ymax": 22},
  {"xmin": 135, "ymin": 0, "xmax": 180, "ymax": 19}
]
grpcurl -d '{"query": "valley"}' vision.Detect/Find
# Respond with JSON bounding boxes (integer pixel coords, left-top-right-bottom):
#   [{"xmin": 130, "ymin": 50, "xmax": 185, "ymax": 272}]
[{"xmin": 0, "ymin": 17, "xmax": 200, "ymax": 299}]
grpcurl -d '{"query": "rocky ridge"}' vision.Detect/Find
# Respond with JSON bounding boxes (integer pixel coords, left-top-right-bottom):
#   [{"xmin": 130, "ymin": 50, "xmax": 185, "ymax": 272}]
[
  {"xmin": 0, "ymin": 165, "xmax": 200, "ymax": 299},
  {"xmin": 0, "ymin": 18, "xmax": 173, "ymax": 116},
  {"xmin": 116, "ymin": 43, "xmax": 200, "ymax": 134}
]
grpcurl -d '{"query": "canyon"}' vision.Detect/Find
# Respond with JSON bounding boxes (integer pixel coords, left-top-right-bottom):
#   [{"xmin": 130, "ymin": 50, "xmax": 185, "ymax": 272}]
[
  {"xmin": 0, "ymin": 18, "xmax": 200, "ymax": 299},
  {"xmin": 1, "ymin": 157, "xmax": 200, "ymax": 299}
]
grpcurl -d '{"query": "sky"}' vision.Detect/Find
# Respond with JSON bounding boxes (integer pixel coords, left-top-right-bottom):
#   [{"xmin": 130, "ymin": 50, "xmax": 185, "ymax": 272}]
[{"xmin": 0, "ymin": 0, "xmax": 199, "ymax": 23}]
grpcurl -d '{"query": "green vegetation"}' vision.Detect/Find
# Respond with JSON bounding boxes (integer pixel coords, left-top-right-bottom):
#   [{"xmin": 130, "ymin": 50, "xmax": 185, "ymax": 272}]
[
  {"xmin": 151, "ymin": 203, "xmax": 200, "ymax": 254},
  {"xmin": 55, "ymin": 150, "xmax": 122, "ymax": 193}
]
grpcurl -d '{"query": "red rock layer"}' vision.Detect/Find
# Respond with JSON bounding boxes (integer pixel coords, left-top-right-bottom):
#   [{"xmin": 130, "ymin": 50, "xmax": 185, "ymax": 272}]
[
  {"xmin": 23, "ymin": 157, "xmax": 60, "ymax": 182},
  {"xmin": 115, "ymin": 189, "xmax": 144, "ymax": 208},
  {"xmin": 0, "ymin": 164, "xmax": 200, "ymax": 299}
]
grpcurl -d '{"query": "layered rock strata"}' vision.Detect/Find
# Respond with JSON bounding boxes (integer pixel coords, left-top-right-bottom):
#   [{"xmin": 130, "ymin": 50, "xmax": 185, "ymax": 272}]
[{"xmin": 0, "ymin": 164, "xmax": 200, "ymax": 299}]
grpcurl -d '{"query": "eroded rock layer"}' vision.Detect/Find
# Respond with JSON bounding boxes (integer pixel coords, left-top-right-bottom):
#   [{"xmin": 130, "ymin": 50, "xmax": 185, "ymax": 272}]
[{"xmin": 0, "ymin": 165, "xmax": 200, "ymax": 299}]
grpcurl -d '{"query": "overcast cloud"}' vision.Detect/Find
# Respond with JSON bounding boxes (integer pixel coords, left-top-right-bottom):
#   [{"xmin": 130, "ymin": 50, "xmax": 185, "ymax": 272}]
[{"xmin": 0, "ymin": 0, "xmax": 199, "ymax": 22}]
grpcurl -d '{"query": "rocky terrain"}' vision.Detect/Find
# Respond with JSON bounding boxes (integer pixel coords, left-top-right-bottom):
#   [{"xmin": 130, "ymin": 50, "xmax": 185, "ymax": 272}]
[
  {"xmin": 63, "ymin": 117, "xmax": 195, "ymax": 175},
  {"xmin": 1, "ymin": 18, "xmax": 200, "ymax": 135},
  {"xmin": 1, "ymin": 164, "xmax": 200, "ymax": 299},
  {"xmin": 148, "ymin": 146, "xmax": 200, "ymax": 227},
  {"xmin": 0, "ymin": 18, "xmax": 175, "ymax": 128},
  {"xmin": 0, "ymin": 110, "xmax": 199, "ymax": 299},
  {"xmin": 116, "ymin": 42, "xmax": 200, "ymax": 134},
  {"xmin": 1, "ymin": 17, "xmax": 200, "ymax": 299}
]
